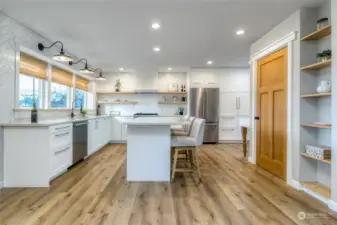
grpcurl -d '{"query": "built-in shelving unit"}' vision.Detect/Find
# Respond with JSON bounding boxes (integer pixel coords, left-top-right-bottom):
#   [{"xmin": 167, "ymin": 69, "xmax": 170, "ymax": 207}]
[
  {"xmin": 301, "ymin": 59, "xmax": 332, "ymax": 71},
  {"xmin": 96, "ymin": 91, "xmax": 188, "ymax": 95},
  {"xmin": 301, "ymin": 182, "xmax": 331, "ymax": 199},
  {"xmin": 299, "ymin": 4, "xmax": 333, "ymax": 205},
  {"xmin": 301, "ymin": 123, "xmax": 331, "ymax": 129},
  {"xmin": 300, "ymin": 153, "xmax": 331, "ymax": 164},
  {"xmin": 158, "ymin": 101, "xmax": 187, "ymax": 104},
  {"xmin": 300, "ymin": 93, "xmax": 331, "ymax": 98},
  {"xmin": 301, "ymin": 25, "xmax": 332, "ymax": 41}
]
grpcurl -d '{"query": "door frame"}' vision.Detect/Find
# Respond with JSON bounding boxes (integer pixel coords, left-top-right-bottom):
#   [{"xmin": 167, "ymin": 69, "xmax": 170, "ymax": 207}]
[{"xmin": 250, "ymin": 31, "xmax": 297, "ymax": 187}]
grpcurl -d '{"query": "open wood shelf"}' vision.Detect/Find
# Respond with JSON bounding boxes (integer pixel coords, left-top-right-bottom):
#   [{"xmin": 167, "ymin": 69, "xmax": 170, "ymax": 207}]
[
  {"xmin": 301, "ymin": 153, "xmax": 331, "ymax": 164},
  {"xmin": 301, "ymin": 123, "xmax": 331, "ymax": 129},
  {"xmin": 301, "ymin": 25, "xmax": 332, "ymax": 41},
  {"xmin": 97, "ymin": 91, "xmax": 136, "ymax": 94},
  {"xmin": 300, "ymin": 93, "xmax": 331, "ymax": 98},
  {"xmin": 158, "ymin": 101, "xmax": 187, "ymax": 104},
  {"xmin": 301, "ymin": 182, "xmax": 331, "ymax": 199},
  {"xmin": 301, "ymin": 59, "xmax": 332, "ymax": 71},
  {"xmin": 158, "ymin": 91, "xmax": 187, "ymax": 94},
  {"xmin": 98, "ymin": 101, "xmax": 137, "ymax": 104}
]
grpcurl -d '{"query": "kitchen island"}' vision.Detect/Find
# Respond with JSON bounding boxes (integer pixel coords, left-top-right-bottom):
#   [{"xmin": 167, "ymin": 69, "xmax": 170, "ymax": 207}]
[{"xmin": 123, "ymin": 116, "xmax": 187, "ymax": 182}]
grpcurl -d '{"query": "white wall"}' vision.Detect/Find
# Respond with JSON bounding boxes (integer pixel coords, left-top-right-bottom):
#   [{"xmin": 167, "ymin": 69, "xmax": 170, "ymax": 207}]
[
  {"xmin": 0, "ymin": 12, "xmax": 94, "ymax": 186},
  {"xmin": 331, "ymin": 0, "xmax": 337, "ymax": 202},
  {"xmin": 250, "ymin": 10, "xmax": 301, "ymax": 181}
]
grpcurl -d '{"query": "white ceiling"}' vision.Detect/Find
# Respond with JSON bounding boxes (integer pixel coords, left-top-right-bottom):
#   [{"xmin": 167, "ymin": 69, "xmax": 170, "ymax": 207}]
[{"xmin": 0, "ymin": 0, "xmax": 325, "ymax": 72}]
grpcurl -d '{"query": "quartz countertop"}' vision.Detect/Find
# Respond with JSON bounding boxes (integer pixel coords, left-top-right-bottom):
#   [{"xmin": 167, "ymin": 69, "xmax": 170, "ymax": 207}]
[
  {"xmin": 123, "ymin": 117, "xmax": 187, "ymax": 126},
  {"xmin": 1, "ymin": 115, "xmax": 113, "ymax": 127}
]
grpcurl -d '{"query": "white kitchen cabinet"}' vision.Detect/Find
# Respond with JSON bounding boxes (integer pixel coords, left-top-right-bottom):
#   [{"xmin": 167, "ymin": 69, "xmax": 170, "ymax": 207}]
[
  {"xmin": 190, "ymin": 70, "xmax": 219, "ymax": 88},
  {"xmin": 88, "ymin": 120, "xmax": 96, "ymax": 155},
  {"xmin": 220, "ymin": 92, "xmax": 238, "ymax": 115},
  {"xmin": 237, "ymin": 92, "xmax": 250, "ymax": 116},
  {"xmin": 219, "ymin": 69, "xmax": 250, "ymax": 92},
  {"xmin": 122, "ymin": 116, "xmax": 133, "ymax": 141},
  {"xmin": 111, "ymin": 116, "xmax": 123, "ymax": 141}
]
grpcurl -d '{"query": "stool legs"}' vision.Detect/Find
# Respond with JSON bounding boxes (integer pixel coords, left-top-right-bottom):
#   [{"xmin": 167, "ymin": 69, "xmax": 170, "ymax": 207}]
[{"xmin": 171, "ymin": 147, "xmax": 201, "ymax": 182}]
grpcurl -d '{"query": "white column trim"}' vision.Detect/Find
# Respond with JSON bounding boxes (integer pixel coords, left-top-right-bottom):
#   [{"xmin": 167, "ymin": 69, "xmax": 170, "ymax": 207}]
[{"xmin": 250, "ymin": 31, "xmax": 297, "ymax": 188}]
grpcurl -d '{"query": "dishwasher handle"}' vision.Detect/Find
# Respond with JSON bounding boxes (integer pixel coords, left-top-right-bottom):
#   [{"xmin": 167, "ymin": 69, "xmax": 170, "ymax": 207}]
[{"xmin": 74, "ymin": 122, "xmax": 88, "ymax": 127}]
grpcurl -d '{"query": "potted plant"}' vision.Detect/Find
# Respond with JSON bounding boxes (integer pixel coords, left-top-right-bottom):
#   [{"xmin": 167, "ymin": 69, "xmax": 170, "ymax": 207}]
[
  {"xmin": 114, "ymin": 79, "xmax": 121, "ymax": 92},
  {"xmin": 317, "ymin": 49, "xmax": 332, "ymax": 62},
  {"xmin": 177, "ymin": 107, "xmax": 184, "ymax": 115}
]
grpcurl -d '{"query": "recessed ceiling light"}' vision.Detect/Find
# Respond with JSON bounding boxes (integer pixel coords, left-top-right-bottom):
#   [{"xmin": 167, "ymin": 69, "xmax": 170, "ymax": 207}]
[
  {"xmin": 153, "ymin": 46, "xmax": 161, "ymax": 52},
  {"xmin": 119, "ymin": 68, "xmax": 124, "ymax": 71},
  {"xmin": 168, "ymin": 68, "xmax": 172, "ymax": 71},
  {"xmin": 236, "ymin": 29, "xmax": 245, "ymax": 35},
  {"xmin": 207, "ymin": 60, "xmax": 213, "ymax": 65},
  {"xmin": 151, "ymin": 22, "xmax": 161, "ymax": 30}
]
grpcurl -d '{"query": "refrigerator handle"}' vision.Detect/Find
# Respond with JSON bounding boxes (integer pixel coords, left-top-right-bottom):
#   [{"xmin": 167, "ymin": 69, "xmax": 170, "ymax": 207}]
[
  {"xmin": 203, "ymin": 90, "xmax": 207, "ymax": 119},
  {"xmin": 236, "ymin": 97, "xmax": 238, "ymax": 110}
]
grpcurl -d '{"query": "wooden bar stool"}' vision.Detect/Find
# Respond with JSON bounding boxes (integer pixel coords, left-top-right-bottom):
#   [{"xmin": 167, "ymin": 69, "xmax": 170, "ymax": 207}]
[{"xmin": 171, "ymin": 118, "xmax": 205, "ymax": 182}]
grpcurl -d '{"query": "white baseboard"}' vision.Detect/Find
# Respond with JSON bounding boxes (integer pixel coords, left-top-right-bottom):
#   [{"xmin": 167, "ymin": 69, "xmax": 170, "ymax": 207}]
[
  {"xmin": 289, "ymin": 179, "xmax": 302, "ymax": 190},
  {"xmin": 218, "ymin": 140, "xmax": 243, "ymax": 144},
  {"xmin": 329, "ymin": 200, "xmax": 337, "ymax": 212},
  {"xmin": 248, "ymin": 156, "xmax": 255, "ymax": 164},
  {"xmin": 0, "ymin": 180, "xmax": 3, "ymax": 189}
]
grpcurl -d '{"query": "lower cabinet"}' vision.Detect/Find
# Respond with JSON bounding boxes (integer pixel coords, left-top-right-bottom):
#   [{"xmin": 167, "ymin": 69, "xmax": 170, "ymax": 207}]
[
  {"xmin": 219, "ymin": 115, "xmax": 250, "ymax": 142},
  {"xmin": 88, "ymin": 117, "xmax": 113, "ymax": 157},
  {"xmin": 110, "ymin": 116, "xmax": 132, "ymax": 142}
]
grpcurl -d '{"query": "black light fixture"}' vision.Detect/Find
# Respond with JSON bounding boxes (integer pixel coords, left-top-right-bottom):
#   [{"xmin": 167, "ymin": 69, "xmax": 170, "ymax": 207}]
[
  {"xmin": 93, "ymin": 68, "xmax": 106, "ymax": 81},
  {"xmin": 69, "ymin": 58, "xmax": 94, "ymax": 74},
  {"xmin": 38, "ymin": 41, "xmax": 72, "ymax": 62}
]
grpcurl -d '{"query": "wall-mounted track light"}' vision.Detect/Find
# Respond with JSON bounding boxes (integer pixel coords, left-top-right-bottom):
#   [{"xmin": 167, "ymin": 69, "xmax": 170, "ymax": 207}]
[
  {"xmin": 38, "ymin": 41, "xmax": 72, "ymax": 62},
  {"xmin": 93, "ymin": 68, "xmax": 106, "ymax": 81},
  {"xmin": 69, "ymin": 58, "xmax": 94, "ymax": 74}
]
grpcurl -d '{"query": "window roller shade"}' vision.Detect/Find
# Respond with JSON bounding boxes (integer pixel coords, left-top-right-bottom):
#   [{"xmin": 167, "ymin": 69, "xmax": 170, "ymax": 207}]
[
  {"xmin": 20, "ymin": 52, "xmax": 47, "ymax": 80},
  {"xmin": 75, "ymin": 76, "xmax": 89, "ymax": 91},
  {"xmin": 52, "ymin": 66, "xmax": 73, "ymax": 87}
]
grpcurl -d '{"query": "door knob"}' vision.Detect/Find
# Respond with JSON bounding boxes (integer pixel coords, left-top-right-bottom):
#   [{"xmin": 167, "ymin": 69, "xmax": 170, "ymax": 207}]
[{"xmin": 255, "ymin": 116, "xmax": 260, "ymax": 120}]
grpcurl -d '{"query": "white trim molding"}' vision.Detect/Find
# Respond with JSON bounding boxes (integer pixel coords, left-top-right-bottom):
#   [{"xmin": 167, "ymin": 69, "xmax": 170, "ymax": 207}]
[
  {"xmin": 290, "ymin": 179, "xmax": 302, "ymax": 190},
  {"xmin": 329, "ymin": 200, "xmax": 337, "ymax": 212},
  {"xmin": 249, "ymin": 31, "xmax": 297, "ymax": 188}
]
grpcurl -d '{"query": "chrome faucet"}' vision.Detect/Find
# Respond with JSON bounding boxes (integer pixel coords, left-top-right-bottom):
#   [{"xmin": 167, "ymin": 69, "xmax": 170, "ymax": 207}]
[{"xmin": 70, "ymin": 98, "xmax": 83, "ymax": 118}]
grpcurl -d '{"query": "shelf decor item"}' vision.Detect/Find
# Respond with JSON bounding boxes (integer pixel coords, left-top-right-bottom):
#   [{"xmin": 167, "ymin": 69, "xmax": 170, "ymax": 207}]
[
  {"xmin": 305, "ymin": 145, "xmax": 331, "ymax": 160},
  {"xmin": 317, "ymin": 18, "xmax": 329, "ymax": 30},
  {"xmin": 316, "ymin": 49, "xmax": 332, "ymax": 62},
  {"xmin": 169, "ymin": 83, "xmax": 178, "ymax": 92},
  {"xmin": 177, "ymin": 107, "xmax": 184, "ymax": 115},
  {"xmin": 114, "ymin": 79, "xmax": 121, "ymax": 92},
  {"xmin": 317, "ymin": 80, "xmax": 332, "ymax": 93}
]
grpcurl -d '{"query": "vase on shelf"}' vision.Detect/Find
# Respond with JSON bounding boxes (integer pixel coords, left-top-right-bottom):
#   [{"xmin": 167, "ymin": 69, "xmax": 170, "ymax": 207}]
[{"xmin": 317, "ymin": 80, "xmax": 332, "ymax": 93}]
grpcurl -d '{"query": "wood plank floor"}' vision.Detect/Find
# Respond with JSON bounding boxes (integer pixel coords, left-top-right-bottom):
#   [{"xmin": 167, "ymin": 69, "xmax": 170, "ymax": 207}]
[{"xmin": 1, "ymin": 144, "xmax": 336, "ymax": 225}]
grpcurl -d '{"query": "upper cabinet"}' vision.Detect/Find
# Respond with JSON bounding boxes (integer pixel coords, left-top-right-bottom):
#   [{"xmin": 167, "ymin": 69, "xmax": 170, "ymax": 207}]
[
  {"xmin": 190, "ymin": 69, "xmax": 219, "ymax": 88},
  {"xmin": 190, "ymin": 68, "xmax": 250, "ymax": 92},
  {"xmin": 219, "ymin": 69, "xmax": 250, "ymax": 92}
]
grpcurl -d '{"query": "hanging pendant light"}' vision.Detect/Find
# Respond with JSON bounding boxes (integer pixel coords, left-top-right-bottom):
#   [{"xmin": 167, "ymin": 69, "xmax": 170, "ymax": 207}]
[
  {"xmin": 69, "ymin": 58, "xmax": 94, "ymax": 74},
  {"xmin": 38, "ymin": 41, "xmax": 72, "ymax": 62},
  {"xmin": 93, "ymin": 68, "xmax": 106, "ymax": 81}
]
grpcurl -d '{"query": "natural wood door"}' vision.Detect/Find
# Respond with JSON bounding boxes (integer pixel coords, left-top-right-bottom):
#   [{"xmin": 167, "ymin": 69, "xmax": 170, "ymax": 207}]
[{"xmin": 256, "ymin": 48, "xmax": 288, "ymax": 180}]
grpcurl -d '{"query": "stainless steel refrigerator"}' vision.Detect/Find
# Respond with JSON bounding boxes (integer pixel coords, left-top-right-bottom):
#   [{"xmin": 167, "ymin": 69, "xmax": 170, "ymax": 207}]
[{"xmin": 189, "ymin": 88, "xmax": 219, "ymax": 143}]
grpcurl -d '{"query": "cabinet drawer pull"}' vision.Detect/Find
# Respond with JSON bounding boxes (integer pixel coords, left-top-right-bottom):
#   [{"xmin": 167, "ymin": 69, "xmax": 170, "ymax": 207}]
[
  {"xmin": 55, "ymin": 132, "xmax": 70, "ymax": 137},
  {"xmin": 55, "ymin": 146, "xmax": 70, "ymax": 154},
  {"xmin": 55, "ymin": 125, "xmax": 70, "ymax": 130},
  {"xmin": 221, "ymin": 128, "xmax": 235, "ymax": 131}
]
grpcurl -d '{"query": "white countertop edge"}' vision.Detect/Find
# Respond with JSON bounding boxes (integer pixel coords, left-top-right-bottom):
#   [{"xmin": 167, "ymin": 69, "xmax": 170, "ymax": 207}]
[{"xmin": 0, "ymin": 115, "xmax": 113, "ymax": 127}]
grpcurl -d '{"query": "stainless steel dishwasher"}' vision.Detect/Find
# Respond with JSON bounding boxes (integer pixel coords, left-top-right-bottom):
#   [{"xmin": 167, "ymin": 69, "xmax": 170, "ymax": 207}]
[{"xmin": 73, "ymin": 121, "xmax": 88, "ymax": 164}]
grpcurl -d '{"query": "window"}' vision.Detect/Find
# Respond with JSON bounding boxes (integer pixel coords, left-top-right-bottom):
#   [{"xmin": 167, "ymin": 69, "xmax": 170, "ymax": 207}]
[
  {"xmin": 19, "ymin": 74, "xmax": 45, "ymax": 108},
  {"xmin": 75, "ymin": 89, "xmax": 86, "ymax": 109},
  {"xmin": 50, "ymin": 83, "xmax": 70, "ymax": 108}
]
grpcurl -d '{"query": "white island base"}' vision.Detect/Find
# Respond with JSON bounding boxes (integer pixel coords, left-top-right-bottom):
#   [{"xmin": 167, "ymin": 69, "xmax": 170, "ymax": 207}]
[
  {"xmin": 127, "ymin": 125, "xmax": 171, "ymax": 182},
  {"xmin": 125, "ymin": 117, "xmax": 186, "ymax": 182}
]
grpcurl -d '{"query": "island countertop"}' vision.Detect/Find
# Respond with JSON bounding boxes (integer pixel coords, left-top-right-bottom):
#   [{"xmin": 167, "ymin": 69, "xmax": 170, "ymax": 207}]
[
  {"xmin": 0, "ymin": 115, "xmax": 113, "ymax": 127},
  {"xmin": 123, "ymin": 116, "xmax": 187, "ymax": 126}
]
